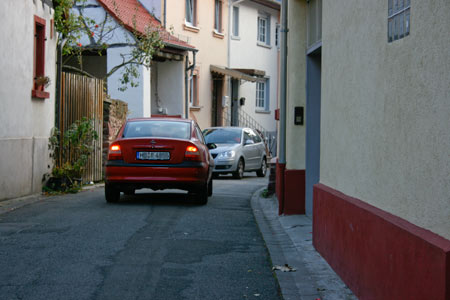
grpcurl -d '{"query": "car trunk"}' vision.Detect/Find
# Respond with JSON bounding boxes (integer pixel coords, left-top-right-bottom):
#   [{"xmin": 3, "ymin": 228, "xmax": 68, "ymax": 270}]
[{"xmin": 117, "ymin": 138, "xmax": 191, "ymax": 164}]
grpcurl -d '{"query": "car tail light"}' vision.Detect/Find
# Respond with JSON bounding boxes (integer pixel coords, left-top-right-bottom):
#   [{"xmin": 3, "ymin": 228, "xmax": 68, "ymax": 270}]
[
  {"xmin": 184, "ymin": 145, "xmax": 201, "ymax": 161},
  {"xmin": 108, "ymin": 144, "xmax": 123, "ymax": 160}
]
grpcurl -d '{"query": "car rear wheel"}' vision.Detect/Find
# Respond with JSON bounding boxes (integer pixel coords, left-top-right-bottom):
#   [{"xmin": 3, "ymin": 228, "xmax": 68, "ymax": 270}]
[
  {"xmin": 256, "ymin": 158, "xmax": 267, "ymax": 177},
  {"xmin": 190, "ymin": 184, "xmax": 208, "ymax": 205},
  {"xmin": 233, "ymin": 159, "xmax": 244, "ymax": 179},
  {"xmin": 208, "ymin": 178, "xmax": 213, "ymax": 196},
  {"xmin": 105, "ymin": 184, "xmax": 120, "ymax": 203}
]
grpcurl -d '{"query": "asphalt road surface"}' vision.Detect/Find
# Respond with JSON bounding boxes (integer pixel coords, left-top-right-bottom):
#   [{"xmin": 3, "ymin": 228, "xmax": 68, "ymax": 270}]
[{"xmin": 0, "ymin": 173, "xmax": 282, "ymax": 300}]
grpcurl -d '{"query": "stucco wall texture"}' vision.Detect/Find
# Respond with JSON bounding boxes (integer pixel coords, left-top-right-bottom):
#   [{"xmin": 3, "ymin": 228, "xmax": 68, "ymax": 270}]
[
  {"xmin": 321, "ymin": 0, "xmax": 450, "ymax": 239},
  {"xmin": 0, "ymin": 0, "xmax": 56, "ymax": 200},
  {"xmin": 285, "ymin": 0, "xmax": 307, "ymax": 170}
]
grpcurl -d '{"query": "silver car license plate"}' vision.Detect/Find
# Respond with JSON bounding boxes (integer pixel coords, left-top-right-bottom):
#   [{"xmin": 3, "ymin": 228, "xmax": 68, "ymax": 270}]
[{"xmin": 137, "ymin": 151, "xmax": 170, "ymax": 160}]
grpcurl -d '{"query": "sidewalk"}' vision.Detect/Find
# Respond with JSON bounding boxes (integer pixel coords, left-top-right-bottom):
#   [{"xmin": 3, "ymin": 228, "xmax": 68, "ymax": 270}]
[{"xmin": 251, "ymin": 188, "xmax": 357, "ymax": 300}]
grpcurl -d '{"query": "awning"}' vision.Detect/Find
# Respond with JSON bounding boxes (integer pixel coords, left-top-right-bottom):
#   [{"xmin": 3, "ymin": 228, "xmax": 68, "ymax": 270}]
[{"xmin": 210, "ymin": 65, "xmax": 266, "ymax": 82}]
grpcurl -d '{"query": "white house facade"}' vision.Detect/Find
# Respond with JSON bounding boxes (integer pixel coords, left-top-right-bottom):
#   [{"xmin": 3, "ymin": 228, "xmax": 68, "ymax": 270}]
[
  {"xmin": 0, "ymin": 0, "xmax": 57, "ymax": 200},
  {"xmin": 70, "ymin": 0, "xmax": 195, "ymax": 119},
  {"xmin": 229, "ymin": 0, "xmax": 280, "ymax": 153}
]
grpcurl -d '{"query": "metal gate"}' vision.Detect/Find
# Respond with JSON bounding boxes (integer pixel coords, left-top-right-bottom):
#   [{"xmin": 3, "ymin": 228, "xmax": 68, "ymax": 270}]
[{"xmin": 60, "ymin": 72, "xmax": 104, "ymax": 182}]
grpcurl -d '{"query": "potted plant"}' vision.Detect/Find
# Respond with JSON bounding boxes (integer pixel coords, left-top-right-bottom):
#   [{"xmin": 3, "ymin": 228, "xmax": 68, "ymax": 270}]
[
  {"xmin": 35, "ymin": 75, "xmax": 51, "ymax": 91},
  {"xmin": 46, "ymin": 117, "xmax": 98, "ymax": 193}
]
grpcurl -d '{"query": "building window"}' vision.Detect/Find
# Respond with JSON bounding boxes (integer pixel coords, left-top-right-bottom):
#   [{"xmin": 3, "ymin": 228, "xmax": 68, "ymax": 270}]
[
  {"xmin": 257, "ymin": 15, "xmax": 270, "ymax": 45},
  {"xmin": 388, "ymin": 0, "xmax": 410, "ymax": 42},
  {"xmin": 256, "ymin": 79, "xmax": 269, "ymax": 111},
  {"xmin": 185, "ymin": 0, "xmax": 197, "ymax": 27},
  {"xmin": 32, "ymin": 15, "xmax": 49, "ymax": 99},
  {"xmin": 275, "ymin": 23, "xmax": 280, "ymax": 48},
  {"xmin": 214, "ymin": 0, "xmax": 222, "ymax": 33},
  {"xmin": 232, "ymin": 6, "xmax": 239, "ymax": 37},
  {"xmin": 189, "ymin": 72, "xmax": 199, "ymax": 107}
]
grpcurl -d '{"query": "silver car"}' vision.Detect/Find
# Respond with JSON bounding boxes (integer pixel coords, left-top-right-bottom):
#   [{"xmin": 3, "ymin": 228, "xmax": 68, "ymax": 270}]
[{"xmin": 203, "ymin": 127, "xmax": 268, "ymax": 179}]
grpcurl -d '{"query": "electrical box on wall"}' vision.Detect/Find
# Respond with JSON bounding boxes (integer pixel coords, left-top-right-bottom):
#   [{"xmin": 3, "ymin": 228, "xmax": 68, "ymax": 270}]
[{"xmin": 294, "ymin": 106, "xmax": 304, "ymax": 125}]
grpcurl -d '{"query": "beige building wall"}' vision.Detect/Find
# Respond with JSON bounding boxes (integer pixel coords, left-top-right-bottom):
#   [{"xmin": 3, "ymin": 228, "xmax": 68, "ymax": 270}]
[
  {"xmin": 0, "ymin": 0, "xmax": 56, "ymax": 200},
  {"xmin": 285, "ymin": 0, "xmax": 307, "ymax": 170},
  {"xmin": 321, "ymin": 0, "xmax": 450, "ymax": 239},
  {"xmin": 164, "ymin": 0, "xmax": 229, "ymax": 129}
]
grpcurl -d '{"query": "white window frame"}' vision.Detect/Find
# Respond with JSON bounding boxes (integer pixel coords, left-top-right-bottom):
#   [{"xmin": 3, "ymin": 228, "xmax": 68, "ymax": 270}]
[
  {"xmin": 232, "ymin": 6, "xmax": 239, "ymax": 37},
  {"xmin": 257, "ymin": 14, "xmax": 270, "ymax": 45},
  {"xmin": 388, "ymin": 0, "xmax": 410, "ymax": 42},
  {"xmin": 186, "ymin": 0, "xmax": 196, "ymax": 27},
  {"xmin": 214, "ymin": 0, "xmax": 222, "ymax": 33},
  {"xmin": 256, "ymin": 79, "xmax": 270, "ymax": 111}
]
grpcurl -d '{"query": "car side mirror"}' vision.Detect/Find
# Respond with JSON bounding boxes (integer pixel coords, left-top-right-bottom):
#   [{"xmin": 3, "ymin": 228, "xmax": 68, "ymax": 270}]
[{"xmin": 207, "ymin": 143, "xmax": 217, "ymax": 150}]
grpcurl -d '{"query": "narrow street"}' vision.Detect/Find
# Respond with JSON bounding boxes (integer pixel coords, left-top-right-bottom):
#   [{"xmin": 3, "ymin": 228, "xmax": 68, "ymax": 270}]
[{"xmin": 0, "ymin": 174, "xmax": 281, "ymax": 300}]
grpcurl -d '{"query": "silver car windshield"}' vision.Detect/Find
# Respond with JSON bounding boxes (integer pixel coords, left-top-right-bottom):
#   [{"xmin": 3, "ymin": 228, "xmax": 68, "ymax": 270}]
[
  {"xmin": 203, "ymin": 128, "xmax": 242, "ymax": 144},
  {"xmin": 123, "ymin": 121, "xmax": 191, "ymax": 139}
]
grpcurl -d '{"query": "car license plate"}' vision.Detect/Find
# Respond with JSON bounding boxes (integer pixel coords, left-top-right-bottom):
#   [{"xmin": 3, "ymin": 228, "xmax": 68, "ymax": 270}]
[{"xmin": 137, "ymin": 151, "xmax": 170, "ymax": 160}]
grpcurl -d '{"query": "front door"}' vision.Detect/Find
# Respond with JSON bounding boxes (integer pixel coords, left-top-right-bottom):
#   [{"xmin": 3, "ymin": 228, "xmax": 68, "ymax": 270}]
[
  {"xmin": 231, "ymin": 79, "xmax": 239, "ymax": 126},
  {"xmin": 212, "ymin": 77, "xmax": 223, "ymax": 126}
]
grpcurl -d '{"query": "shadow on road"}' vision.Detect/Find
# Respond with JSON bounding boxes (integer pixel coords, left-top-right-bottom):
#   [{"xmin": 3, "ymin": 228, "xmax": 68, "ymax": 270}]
[{"xmin": 108, "ymin": 191, "xmax": 202, "ymax": 207}]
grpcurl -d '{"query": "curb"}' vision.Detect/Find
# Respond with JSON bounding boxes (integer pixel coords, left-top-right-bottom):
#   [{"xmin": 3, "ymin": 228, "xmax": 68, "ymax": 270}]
[
  {"xmin": 0, "ymin": 183, "xmax": 105, "ymax": 216},
  {"xmin": 251, "ymin": 188, "xmax": 321, "ymax": 300}
]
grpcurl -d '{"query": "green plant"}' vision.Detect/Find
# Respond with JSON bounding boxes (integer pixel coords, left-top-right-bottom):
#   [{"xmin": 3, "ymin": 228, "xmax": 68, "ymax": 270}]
[{"xmin": 47, "ymin": 117, "xmax": 98, "ymax": 192}]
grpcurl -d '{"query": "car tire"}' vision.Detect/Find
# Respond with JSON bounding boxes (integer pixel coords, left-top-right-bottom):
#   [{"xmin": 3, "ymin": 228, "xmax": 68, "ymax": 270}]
[
  {"xmin": 105, "ymin": 183, "xmax": 120, "ymax": 203},
  {"xmin": 233, "ymin": 159, "xmax": 245, "ymax": 179},
  {"xmin": 188, "ymin": 184, "xmax": 209, "ymax": 205},
  {"xmin": 256, "ymin": 157, "xmax": 267, "ymax": 177},
  {"xmin": 208, "ymin": 178, "xmax": 213, "ymax": 196}
]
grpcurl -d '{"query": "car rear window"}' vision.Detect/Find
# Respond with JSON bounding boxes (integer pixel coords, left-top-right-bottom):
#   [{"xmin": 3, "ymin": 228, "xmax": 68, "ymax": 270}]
[
  {"xmin": 123, "ymin": 121, "xmax": 191, "ymax": 139},
  {"xmin": 203, "ymin": 128, "xmax": 242, "ymax": 144}
]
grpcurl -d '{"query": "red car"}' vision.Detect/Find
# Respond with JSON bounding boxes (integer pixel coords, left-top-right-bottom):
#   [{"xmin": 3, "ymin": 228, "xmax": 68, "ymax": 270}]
[{"xmin": 105, "ymin": 118, "xmax": 215, "ymax": 204}]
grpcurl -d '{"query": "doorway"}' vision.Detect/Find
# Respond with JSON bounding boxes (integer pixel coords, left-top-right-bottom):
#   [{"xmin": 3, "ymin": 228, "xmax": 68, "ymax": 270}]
[
  {"xmin": 231, "ymin": 79, "xmax": 239, "ymax": 126},
  {"xmin": 212, "ymin": 76, "xmax": 223, "ymax": 126},
  {"xmin": 305, "ymin": 49, "xmax": 321, "ymax": 216}
]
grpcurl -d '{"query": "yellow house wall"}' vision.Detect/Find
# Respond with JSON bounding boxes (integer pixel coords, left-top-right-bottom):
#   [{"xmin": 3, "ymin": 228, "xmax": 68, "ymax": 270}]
[
  {"xmin": 321, "ymin": 0, "xmax": 450, "ymax": 239},
  {"xmin": 285, "ymin": 0, "xmax": 307, "ymax": 170},
  {"xmin": 164, "ymin": 0, "xmax": 229, "ymax": 129}
]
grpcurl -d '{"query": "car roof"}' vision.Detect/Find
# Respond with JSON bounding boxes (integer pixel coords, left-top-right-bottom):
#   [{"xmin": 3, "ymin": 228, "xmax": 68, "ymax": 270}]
[
  {"xmin": 204, "ymin": 126, "xmax": 246, "ymax": 130},
  {"xmin": 127, "ymin": 117, "xmax": 193, "ymax": 123}
]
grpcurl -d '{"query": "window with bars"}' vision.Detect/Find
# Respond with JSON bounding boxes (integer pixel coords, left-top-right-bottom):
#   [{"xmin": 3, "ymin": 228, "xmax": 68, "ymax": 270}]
[
  {"xmin": 186, "ymin": 0, "xmax": 197, "ymax": 26},
  {"xmin": 214, "ymin": 0, "xmax": 223, "ymax": 33},
  {"xmin": 275, "ymin": 23, "xmax": 280, "ymax": 48},
  {"xmin": 257, "ymin": 15, "xmax": 270, "ymax": 45},
  {"xmin": 388, "ymin": 0, "xmax": 410, "ymax": 42}
]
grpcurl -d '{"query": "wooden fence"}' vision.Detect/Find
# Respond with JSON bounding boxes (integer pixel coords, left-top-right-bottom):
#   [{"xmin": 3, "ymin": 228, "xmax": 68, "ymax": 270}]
[{"xmin": 60, "ymin": 72, "xmax": 104, "ymax": 183}]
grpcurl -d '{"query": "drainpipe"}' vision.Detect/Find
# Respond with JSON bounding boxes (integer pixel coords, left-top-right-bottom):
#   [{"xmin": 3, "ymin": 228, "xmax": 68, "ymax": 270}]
[
  {"xmin": 163, "ymin": 0, "xmax": 167, "ymax": 28},
  {"xmin": 55, "ymin": 43, "xmax": 62, "ymax": 129},
  {"xmin": 277, "ymin": 0, "xmax": 288, "ymax": 214},
  {"xmin": 185, "ymin": 50, "xmax": 197, "ymax": 118}
]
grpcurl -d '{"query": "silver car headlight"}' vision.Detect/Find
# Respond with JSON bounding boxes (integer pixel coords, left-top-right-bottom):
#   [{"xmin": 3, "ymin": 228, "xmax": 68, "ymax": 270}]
[{"xmin": 217, "ymin": 150, "xmax": 236, "ymax": 159}]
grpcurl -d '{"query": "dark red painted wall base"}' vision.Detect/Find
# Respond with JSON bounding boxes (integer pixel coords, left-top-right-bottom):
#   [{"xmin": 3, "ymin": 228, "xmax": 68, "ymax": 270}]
[
  {"xmin": 313, "ymin": 183, "xmax": 450, "ymax": 300},
  {"xmin": 275, "ymin": 162, "xmax": 285, "ymax": 215},
  {"xmin": 276, "ymin": 162, "xmax": 305, "ymax": 215},
  {"xmin": 283, "ymin": 169, "xmax": 305, "ymax": 215}
]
